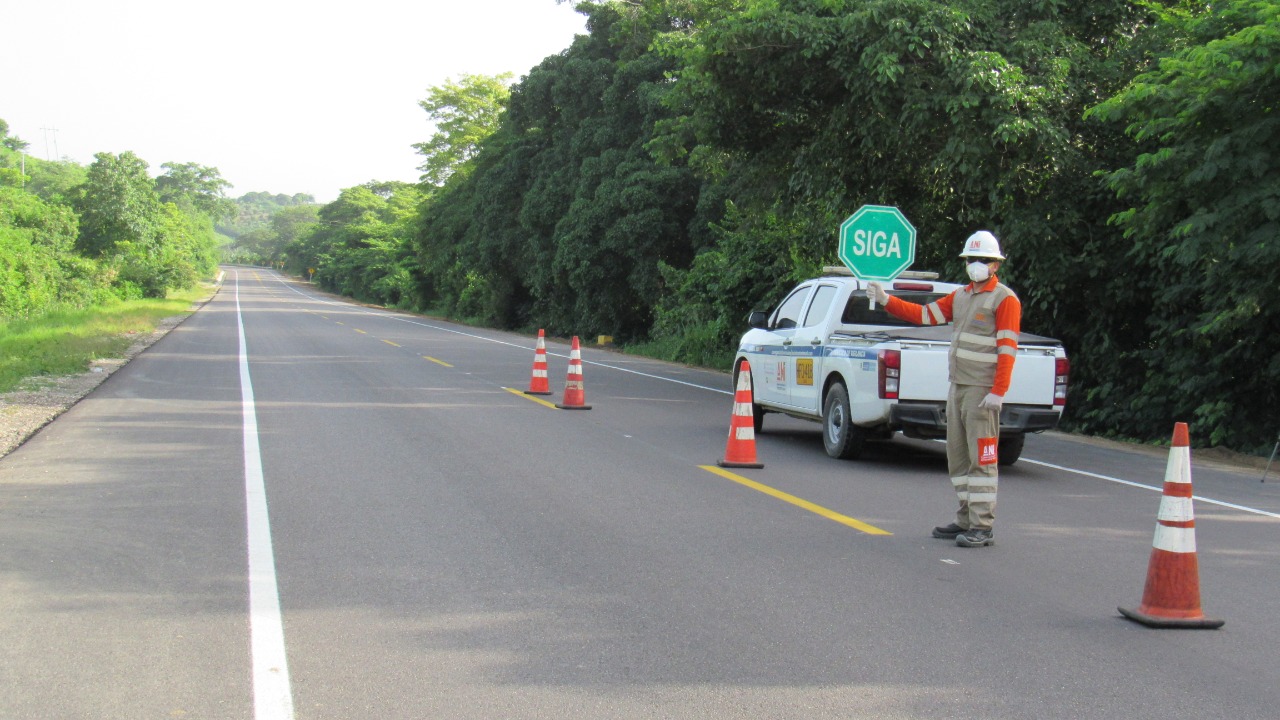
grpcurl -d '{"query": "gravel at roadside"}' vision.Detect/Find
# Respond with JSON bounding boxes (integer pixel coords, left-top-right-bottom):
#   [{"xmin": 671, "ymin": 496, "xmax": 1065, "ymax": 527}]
[{"xmin": 0, "ymin": 314, "xmax": 188, "ymax": 459}]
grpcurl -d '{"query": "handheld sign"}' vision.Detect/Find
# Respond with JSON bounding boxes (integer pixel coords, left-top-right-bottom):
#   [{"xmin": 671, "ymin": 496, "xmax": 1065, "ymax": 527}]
[{"xmin": 838, "ymin": 205, "xmax": 917, "ymax": 309}]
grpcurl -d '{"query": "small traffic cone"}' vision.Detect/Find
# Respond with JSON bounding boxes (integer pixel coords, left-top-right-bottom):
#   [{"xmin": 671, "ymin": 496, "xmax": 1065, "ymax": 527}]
[
  {"xmin": 525, "ymin": 329, "xmax": 553, "ymax": 395},
  {"xmin": 717, "ymin": 360, "xmax": 764, "ymax": 469},
  {"xmin": 555, "ymin": 336, "xmax": 591, "ymax": 410},
  {"xmin": 1119, "ymin": 422, "xmax": 1224, "ymax": 629}
]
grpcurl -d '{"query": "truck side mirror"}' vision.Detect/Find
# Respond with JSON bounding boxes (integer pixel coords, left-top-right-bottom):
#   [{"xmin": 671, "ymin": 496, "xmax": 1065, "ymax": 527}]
[{"xmin": 747, "ymin": 310, "xmax": 769, "ymax": 329}]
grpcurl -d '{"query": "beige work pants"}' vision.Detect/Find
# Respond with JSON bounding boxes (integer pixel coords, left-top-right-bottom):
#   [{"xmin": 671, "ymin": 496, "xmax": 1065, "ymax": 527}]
[{"xmin": 946, "ymin": 384, "xmax": 1000, "ymax": 531}]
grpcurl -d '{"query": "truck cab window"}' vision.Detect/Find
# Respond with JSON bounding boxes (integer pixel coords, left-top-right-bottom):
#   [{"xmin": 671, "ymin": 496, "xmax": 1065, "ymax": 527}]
[
  {"xmin": 841, "ymin": 291, "xmax": 947, "ymax": 327},
  {"xmin": 772, "ymin": 286, "xmax": 812, "ymax": 330},
  {"xmin": 802, "ymin": 285, "xmax": 838, "ymax": 328}
]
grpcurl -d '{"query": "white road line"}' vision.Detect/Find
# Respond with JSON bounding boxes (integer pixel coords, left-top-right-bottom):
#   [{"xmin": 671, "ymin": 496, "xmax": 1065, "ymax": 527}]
[
  {"xmin": 270, "ymin": 272, "xmax": 732, "ymax": 395},
  {"xmin": 1020, "ymin": 457, "xmax": 1280, "ymax": 520},
  {"xmin": 236, "ymin": 272, "xmax": 296, "ymax": 719}
]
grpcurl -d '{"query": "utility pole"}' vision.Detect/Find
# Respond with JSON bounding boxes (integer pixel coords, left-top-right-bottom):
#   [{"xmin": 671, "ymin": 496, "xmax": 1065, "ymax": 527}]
[{"xmin": 40, "ymin": 126, "xmax": 59, "ymax": 161}]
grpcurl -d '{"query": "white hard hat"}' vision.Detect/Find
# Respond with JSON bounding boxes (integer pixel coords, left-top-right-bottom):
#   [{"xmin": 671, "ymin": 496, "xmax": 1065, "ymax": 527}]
[{"xmin": 959, "ymin": 230, "xmax": 1005, "ymax": 260}]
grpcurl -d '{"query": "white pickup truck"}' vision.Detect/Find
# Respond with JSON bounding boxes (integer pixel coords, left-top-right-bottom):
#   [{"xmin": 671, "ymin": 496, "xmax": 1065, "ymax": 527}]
[{"xmin": 734, "ymin": 268, "xmax": 1068, "ymax": 465}]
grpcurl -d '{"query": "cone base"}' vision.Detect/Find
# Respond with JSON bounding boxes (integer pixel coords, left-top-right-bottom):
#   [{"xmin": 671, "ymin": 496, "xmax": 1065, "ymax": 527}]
[
  {"xmin": 718, "ymin": 459, "xmax": 764, "ymax": 469},
  {"xmin": 1118, "ymin": 606, "xmax": 1224, "ymax": 629},
  {"xmin": 555, "ymin": 403, "xmax": 592, "ymax": 410},
  {"xmin": 525, "ymin": 390, "xmax": 554, "ymax": 396}
]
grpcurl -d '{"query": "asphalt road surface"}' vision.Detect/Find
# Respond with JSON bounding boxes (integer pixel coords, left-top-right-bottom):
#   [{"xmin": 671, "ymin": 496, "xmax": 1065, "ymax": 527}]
[{"xmin": 3, "ymin": 268, "xmax": 1278, "ymax": 720}]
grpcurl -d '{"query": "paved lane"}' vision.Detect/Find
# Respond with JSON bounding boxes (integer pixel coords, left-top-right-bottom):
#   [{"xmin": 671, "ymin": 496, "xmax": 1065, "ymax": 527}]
[{"xmin": 2, "ymin": 268, "xmax": 1277, "ymax": 719}]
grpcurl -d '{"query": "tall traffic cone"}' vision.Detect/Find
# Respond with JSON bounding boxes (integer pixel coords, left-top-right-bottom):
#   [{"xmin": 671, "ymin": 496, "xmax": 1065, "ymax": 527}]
[
  {"xmin": 1119, "ymin": 423, "xmax": 1224, "ymax": 629},
  {"xmin": 717, "ymin": 360, "xmax": 764, "ymax": 469},
  {"xmin": 555, "ymin": 336, "xmax": 591, "ymax": 410},
  {"xmin": 525, "ymin": 329, "xmax": 553, "ymax": 395}
]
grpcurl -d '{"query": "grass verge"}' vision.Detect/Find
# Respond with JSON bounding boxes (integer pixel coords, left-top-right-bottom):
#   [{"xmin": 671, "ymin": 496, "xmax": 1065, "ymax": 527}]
[{"xmin": 0, "ymin": 287, "xmax": 207, "ymax": 393}]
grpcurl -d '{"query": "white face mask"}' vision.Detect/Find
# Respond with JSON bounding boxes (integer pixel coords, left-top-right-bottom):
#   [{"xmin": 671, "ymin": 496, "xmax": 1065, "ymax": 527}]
[{"xmin": 967, "ymin": 261, "xmax": 991, "ymax": 283}]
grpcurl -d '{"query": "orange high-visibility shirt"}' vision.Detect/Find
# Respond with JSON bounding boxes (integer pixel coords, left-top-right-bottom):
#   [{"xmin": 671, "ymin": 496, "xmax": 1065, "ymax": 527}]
[{"xmin": 883, "ymin": 276, "xmax": 1022, "ymax": 396}]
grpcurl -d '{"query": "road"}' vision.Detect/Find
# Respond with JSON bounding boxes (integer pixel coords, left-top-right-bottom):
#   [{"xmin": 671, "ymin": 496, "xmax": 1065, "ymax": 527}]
[{"xmin": 2, "ymin": 268, "xmax": 1278, "ymax": 719}]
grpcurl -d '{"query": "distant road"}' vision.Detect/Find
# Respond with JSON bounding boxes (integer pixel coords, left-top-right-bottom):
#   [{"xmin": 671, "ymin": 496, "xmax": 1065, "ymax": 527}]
[{"xmin": 2, "ymin": 268, "xmax": 1277, "ymax": 719}]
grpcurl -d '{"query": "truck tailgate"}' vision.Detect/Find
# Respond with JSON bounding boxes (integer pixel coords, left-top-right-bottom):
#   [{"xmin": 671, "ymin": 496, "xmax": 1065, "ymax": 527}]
[
  {"xmin": 898, "ymin": 344, "xmax": 949, "ymax": 401},
  {"xmin": 899, "ymin": 345, "xmax": 1058, "ymax": 406}
]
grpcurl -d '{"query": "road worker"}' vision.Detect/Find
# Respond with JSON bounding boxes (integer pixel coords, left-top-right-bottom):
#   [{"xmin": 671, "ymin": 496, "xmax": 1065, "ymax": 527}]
[{"xmin": 867, "ymin": 230, "xmax": 1021, "ymax": 547}]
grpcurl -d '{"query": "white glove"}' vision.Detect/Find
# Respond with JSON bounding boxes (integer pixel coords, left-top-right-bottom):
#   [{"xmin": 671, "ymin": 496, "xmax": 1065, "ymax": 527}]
[
  {"xmin": 866, "ymin": 282, "xmax": 890, "ymax": 306},
  {"xmin": 980, "ymin": 393, "xmax": 1003, "ymax": 411}
]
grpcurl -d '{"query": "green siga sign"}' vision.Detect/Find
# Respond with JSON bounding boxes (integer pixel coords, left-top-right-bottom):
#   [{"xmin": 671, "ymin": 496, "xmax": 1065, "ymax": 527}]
[{"xmin": 838, "ymin": 205, "xmax": 917, "ymax": 281}]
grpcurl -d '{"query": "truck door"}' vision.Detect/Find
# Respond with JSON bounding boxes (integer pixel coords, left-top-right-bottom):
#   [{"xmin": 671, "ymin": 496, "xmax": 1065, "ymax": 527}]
[
  {"xmin": 752, "ymin": 284, "xmax": 813, "ymax": 408},
  {"xmin": 790, "ymin": 283, "xmax": 839, "ymax": 410}
]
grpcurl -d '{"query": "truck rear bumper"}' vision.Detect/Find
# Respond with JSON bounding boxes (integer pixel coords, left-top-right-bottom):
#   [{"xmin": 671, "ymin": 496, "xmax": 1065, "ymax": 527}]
[{"xmin": 892, "ymin": 402, "xmax": 1061, "ymax": 439}]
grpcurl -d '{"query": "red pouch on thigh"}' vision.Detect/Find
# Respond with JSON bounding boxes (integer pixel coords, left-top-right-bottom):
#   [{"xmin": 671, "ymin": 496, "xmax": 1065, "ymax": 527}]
[{"xmin": 978, "ymin": 437, "xmax": 998, "ymax": 466}]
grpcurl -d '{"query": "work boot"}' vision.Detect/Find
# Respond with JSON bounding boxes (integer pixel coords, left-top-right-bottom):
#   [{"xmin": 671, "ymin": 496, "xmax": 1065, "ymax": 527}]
[
  {"xmin": 956, "ymin": 528, "xmax": 995, "ymax": 547},
  {"xmin": 931, "ymin": 523, "xmax": 967, "ymax": 539}
]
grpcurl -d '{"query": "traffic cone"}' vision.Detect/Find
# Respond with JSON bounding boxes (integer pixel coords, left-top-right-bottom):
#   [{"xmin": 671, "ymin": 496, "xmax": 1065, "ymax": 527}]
[
  {"xmin": 555, "ymin": 336, "xmax": 591, "ymax": 410},
  {"xmin": 1119, "ymin": 423, "xmax": 1224, "ymax": 629},
  {"xmin": 525, "ymin": 329, "xmax": 553, "ymax": 395},
  {"xmin": 717, "ymin": 360, "xmax": 764, "ymax": 469}
]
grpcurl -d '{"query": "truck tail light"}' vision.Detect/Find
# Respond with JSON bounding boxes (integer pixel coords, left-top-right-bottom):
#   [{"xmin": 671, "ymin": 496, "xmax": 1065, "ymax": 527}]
[
  {"xmin": 879, "ymin": 349, "xmax": 901, "ymax": 400},
  {"xmin": 1054, "ymin": 357, "xmax": 1070, "ymax": 406}
]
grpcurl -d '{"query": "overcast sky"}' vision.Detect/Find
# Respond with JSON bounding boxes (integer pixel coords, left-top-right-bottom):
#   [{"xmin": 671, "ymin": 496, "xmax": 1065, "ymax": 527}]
[{"xmin": 4, "ymin": 0, "xmax": 588, "ymax": 202}]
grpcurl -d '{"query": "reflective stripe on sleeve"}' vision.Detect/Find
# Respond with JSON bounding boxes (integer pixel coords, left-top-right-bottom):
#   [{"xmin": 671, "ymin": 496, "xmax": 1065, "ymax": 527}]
[{"xmin": 926, "ymin": 303, "xmax": 946, "ymax": 325}]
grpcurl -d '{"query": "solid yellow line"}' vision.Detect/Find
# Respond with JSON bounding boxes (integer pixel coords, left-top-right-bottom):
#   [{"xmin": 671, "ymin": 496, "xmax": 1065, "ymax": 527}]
[
  {"xmin": 382, "ymin": 339, "xmax": 401, "ymax": 347},
  {"xmin": 423, "ymin": 356, "xmax": 453, "ymax": 367},
  {"xmin": 503, "ymin": 387, "xmax": 559, "ymax": 409},
  {"xmin": 698, "ymin": 465, "xmax": 892, "ymax": 535}
]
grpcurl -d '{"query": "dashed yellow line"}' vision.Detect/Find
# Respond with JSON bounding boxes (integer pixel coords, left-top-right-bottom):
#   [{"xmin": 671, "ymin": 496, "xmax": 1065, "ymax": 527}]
[
  {"xmin": 503, "ymin": 387, "xmax": 559, "ymax": 409},
  {"xmin": 698, "ymin": 465, "xmax": 892, "ymax": 535},
  {"xmin": 354, "ymin": 329, "xmax": 367, "ymax": 334},
  {"xmin": 423, "ymin": 356, "xmax": 453, "ymax": 367},
  {"xmin": 382, "ymin": 339, "xmax": 401, "ymax": 347}
]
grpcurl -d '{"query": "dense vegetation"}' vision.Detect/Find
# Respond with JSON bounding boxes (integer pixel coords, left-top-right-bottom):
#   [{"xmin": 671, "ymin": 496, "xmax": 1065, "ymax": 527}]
[
  {"xmin": 376, "ymin": 0, "xmax": 1276, "ymax": 452},
  {"xmin": 1, "ymin": 120, "xmax": 226, "ymax": 316},
  {"xmin": 7, "ymin": 1, "xmax": 1276, "ymax": 454}
]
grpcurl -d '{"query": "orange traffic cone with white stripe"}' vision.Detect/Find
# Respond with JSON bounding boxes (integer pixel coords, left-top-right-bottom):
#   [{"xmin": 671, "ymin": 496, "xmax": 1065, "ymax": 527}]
[
  {"xmin": 717, "ymin": 360, "xmax": 764, "ymax": 469},
  {"xmin": 1119, "ymin": 422, "xmax": 1224, "ymax": 628},
  {"xmin": 555, "ymin": 336, "xmax": 591, "ymax": 410},
  {"xmin": 525, "ymin": 329, "xmax": 553, "ymax": 395}
]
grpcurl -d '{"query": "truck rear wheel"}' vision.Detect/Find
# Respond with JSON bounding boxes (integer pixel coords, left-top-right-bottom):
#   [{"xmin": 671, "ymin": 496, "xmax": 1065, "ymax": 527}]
[
  {"xmin": 998, "ymin": 433, "xmax": 1026, "ymax": 466},
  {"xmin": 823, "ymin": 383, "xmax": 865, "ymax": 460}
]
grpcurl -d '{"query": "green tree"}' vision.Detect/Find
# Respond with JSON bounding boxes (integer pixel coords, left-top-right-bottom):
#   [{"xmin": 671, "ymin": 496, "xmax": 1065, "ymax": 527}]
[
  {"xmin": 0, "ymin": 185, "xmax": 106, "ymax": 319},
  {"xmin": 1087, "ymin": 0, "xmax": 1280, "ymax": 450},
  {"xmin": 72, "ymin": 151, "xmax": 163, "ymax": 258},
  {"xmin": 156, "ymin": 162, "xmax": 235, "ymax": 221},
  {"xmin": 0, "ymin": 118, "xmax": 31, "ymax": 152},
  {"xmin": 289, "ymin": 182, "xmax": 423, "ymax": 308},
  {"xmin": 414, "ymin": 73, "xmax": 513, "ymax": 186}
]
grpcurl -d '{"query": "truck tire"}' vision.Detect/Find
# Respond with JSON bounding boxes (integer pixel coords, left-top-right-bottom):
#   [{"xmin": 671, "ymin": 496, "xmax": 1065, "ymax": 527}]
[
  {"xmin": 998, "ymin": 433, "xmax": 1026, "ymax": 466},
  {"xmin": 734, "ymin": 359, "xmax": 765, "ymax": 433},
  {"xmin": 823, "ymin": 383, "xmax": 865, "ymax": 460}
]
